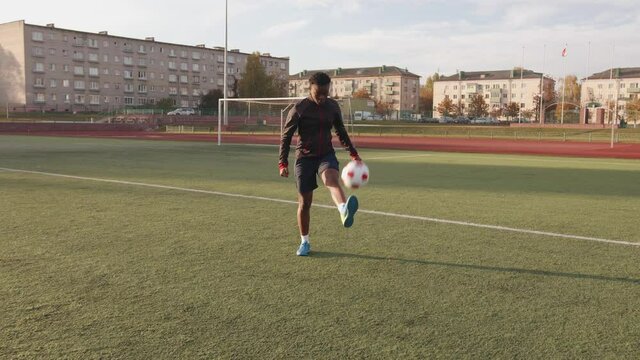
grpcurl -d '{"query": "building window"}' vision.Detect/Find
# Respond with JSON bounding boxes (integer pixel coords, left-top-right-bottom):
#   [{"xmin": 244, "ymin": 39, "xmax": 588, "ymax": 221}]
[
  {"xmin": 50, "ymin": 79, "xmax": 57, "ymax": 88},
  {"xmin": 124, "ymin": 70, "xmax": 133, "ymax": 79},
  {"xmin": 169, "ymin": 74, "xmax": 177, "ymax": 83},
  {"xmin": 180, "ymin": 88, "xmax": 188, "ymax": 95},
  {"xmin": 87, "ymin": 39, "xmax": 98, "ymax": 48},
  {"xmin": 139, "ymin": 58, "xmax": 147, "ymax": 67},
  {"xmin": 124, "ymin": 97, "xmax": 134, "ymax": 105},
  {"xmin": 62, "ymin": 80, "xmax": 70, "ymax": 88},
  {"xmin": 138, "ymin": 45, "xmax": 146, "ymax": 53},
  {"xmin": 90, "ymin": 82, "xmax": 99, "ymax": 90},
  {"xmin": 32, "ymin": 47, "xmax": 44, "ymax": 57},
  {"xmin": 123, "ymin": 56, "xmax": 133, "ymax": 65},
  {"xmin": 180, "ymin": 75, "xmax": 188, "ymax": 83},
  {"xmin": 138, "ymin": 71, "xmax": 147, "ymax": 80},
  {"xmin": 74, "ymin": 80, "xmax": 85, "ymax": 90},
  {"xmin": 124, "ymin": 84, "xmax": 134, "ymax": 92},
  {"xmin": 32, "ymin": 32, "xmax": 44, "ymax": 41},
  {"xmin": 192, "ymin": 52, "xmax": 201, "ymax": 60},
  {"xmin": 168, "ymin": 61, "xmax": 176, "ymax": 70},
  {"xmin": 89, "ymin": 95, "xmax": 100, "ymax": 104},
  {"xmin": 34, "ymin": 62, "xmax": 45, "ymax": 72},
  {"xmin": 74, "ymin": 94, "xmax": 86, "ymax": 104},
  {"xmin": 89, "ymin": 67, "xmax": 99, "ymax": 77},
  {"xmin": 180, "ymin": 63, "xmax": 188, "ymax": 71},
  {"xmin": 192, "ymin": 63, "xmax": 200, "ymax": 72},
  {"xmin": 35, "ymin": 93, "xmax": 45, "ymax": 102},
  {"xmin": 138, "ymin": 84, "xmax": 147, "ymax": 93},
  {"xmin": 49, "ymin": 63, "xmax": 56, "ymax": 71},
  {"xmin": 88, "ymin": 53, "xmax": 99, "ymax": 62}
]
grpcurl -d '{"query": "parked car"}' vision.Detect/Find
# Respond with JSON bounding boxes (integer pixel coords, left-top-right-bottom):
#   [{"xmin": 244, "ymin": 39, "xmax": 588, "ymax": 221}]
[{"xmin": 167, "ymin": 107, "xmax": 196, "ymax": 116}]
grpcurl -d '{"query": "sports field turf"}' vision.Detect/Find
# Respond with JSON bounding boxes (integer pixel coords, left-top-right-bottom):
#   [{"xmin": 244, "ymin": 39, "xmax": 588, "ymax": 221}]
[{"xmin": 1, "ymin": 135, "xmax": 639, "ymax": 358}]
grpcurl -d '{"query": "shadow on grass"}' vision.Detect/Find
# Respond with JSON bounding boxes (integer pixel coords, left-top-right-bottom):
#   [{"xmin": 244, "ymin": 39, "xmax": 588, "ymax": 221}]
[{"xmin": 311, "ymin": 251, "xmax": 640, "ymax": 285}]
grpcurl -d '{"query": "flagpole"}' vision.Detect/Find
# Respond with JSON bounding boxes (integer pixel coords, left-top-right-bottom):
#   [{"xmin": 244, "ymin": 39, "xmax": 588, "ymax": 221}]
[
  {"xmin": 560, "ymin": 43, "xmax": 567, "ymax": 125},
  {"xmin": 539, "ymin": 44, "xmax": 546, "ymax": 124}
]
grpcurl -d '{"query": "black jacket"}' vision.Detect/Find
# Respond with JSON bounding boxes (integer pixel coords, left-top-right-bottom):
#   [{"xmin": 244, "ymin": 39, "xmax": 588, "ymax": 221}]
[{"xmin": 279, "ymin": 98, "xmax": 358, "ymax": 166}]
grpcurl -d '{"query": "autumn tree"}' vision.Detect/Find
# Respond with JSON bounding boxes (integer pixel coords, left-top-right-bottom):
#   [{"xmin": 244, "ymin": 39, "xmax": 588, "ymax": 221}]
[
  {"xmin": 626, "ymin": 97, "xmax": 640, "ymax": 128},
  {"xmin": 374, "ymin": 99, "xmax": 394, "ymax": 118},
  {"xmin": 419, "ymin": 72, "xmax": 439, "ymax": 115},
  {"xmin": 451, "ymin": 102, "xmax": 464, "ymax": 117},
  {"xmin": 352, "ymin": 88, "xmax": 371, "ymax": 99},
  {"xmin": 555, "ymin": 74, "xmax": 581, "ymax": 121},
  {"xmin": 468, "ymin": 94, "xmax": 489, "ymax": 118},
  {"xmin": 436, "ymin": 97, "xmax": 454, "ymax": 117},
  {"xmin": 489, "ymin": 107, "xmax": 503, "ymax": 119},
  {"xmin": 503, "ymin": 102, "xmax": 520, "ymax": 120}
]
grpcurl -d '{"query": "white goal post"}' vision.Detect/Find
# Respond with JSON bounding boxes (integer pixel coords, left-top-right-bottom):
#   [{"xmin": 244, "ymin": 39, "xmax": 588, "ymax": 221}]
[
  {"xmin": 216, "ymin": 97, "xmax": 355, "ymax": 146},
  {"xmin": 217, "ymin": 97, "xmax": 305, "ymax": 146}
]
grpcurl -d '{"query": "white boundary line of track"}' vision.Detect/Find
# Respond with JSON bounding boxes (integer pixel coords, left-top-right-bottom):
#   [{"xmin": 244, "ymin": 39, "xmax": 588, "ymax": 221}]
[{"xmin": 1, "ymin": 166, "xmax": 637, "ymax": 248}]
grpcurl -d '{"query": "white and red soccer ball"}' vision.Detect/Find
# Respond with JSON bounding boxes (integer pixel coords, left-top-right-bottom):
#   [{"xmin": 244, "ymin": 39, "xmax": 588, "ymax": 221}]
[{"xmin": 341, "ymin": 161, "xmax": 369, "ymax": 189}]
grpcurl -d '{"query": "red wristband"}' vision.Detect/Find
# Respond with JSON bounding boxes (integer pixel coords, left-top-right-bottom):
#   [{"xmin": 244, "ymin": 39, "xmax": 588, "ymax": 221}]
[{"xmin": 278, "ymin": 162, "xmax": 288, "ymax": 170}]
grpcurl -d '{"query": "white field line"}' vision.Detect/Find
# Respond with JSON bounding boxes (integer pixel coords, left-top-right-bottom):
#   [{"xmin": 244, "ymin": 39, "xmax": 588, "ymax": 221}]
[{"xmin": 1, "ymin": 166, "xmax": 638, "ymax": 248}]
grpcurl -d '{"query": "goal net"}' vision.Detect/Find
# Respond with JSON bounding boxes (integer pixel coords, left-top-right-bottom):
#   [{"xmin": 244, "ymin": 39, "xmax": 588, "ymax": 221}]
[{"xmin": 216, "ymin": 97, "xmax": 355, "ymax": 145}]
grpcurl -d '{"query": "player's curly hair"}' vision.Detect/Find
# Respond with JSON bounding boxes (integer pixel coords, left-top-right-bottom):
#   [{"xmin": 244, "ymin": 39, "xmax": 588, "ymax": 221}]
[{"xmin": 309, "ymin": 72, "xmax": 331, "ymax": 86}]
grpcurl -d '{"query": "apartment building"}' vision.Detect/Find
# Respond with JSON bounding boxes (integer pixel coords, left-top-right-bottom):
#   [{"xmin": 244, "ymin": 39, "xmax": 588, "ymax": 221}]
[
  {"xmin": 289, "ymin": 66, "xmax": 420, "ymax": 117},
  {"xmin": 581, "ymin": 67, "xmax": 640, "ymax": 124},
  {"xmin": 433, "ymin": 69, "xmax": 555, "ymax": 118},
  {"xmin": 0, "ymin": 20, "xmax": 289, "ymax": 111}
]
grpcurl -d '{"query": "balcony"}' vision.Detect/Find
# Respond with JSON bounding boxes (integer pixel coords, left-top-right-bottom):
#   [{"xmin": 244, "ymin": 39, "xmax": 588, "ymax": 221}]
[
  {"xmin": 384, "ymin": 90, "xmax": 395, "ymax": 95},
  {"xmin": 628, "ymin": 87, "xmax": 640, "ymax": 93},
  {"xmin": 383, "ymin": 81, "xmax": 395, "ymax": 87},
  {"xmin": 33, "ymin": 83, "xmax": 45, "ymax": 88}
]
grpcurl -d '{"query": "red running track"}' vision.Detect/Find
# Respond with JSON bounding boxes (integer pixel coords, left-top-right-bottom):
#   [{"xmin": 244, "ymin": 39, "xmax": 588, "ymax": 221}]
[{"xmin": 2, "ymin": 131, "xmax": 640, "ymax": 159}]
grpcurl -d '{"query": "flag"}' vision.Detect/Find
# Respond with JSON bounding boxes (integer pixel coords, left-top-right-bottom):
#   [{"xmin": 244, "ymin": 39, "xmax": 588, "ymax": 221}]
[{"xmin": 561, "ymin": 47, "xmax": 567, "ymax": 57}]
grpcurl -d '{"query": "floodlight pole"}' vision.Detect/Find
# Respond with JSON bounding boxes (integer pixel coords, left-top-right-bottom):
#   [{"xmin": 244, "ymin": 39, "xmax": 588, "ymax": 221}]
[
  {"xmin": 610, "ymin": 43, "xmax": 616, "ymax": 149},
  {"xmin": 223, "ymin": 0, "xmax": 228, "ymax": 127}
]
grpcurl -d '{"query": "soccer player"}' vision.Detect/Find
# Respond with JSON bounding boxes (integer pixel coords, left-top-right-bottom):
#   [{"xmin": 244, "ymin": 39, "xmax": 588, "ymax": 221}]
[{"xmin": 279, "ymin": 72, "xmax": 362, "ymax": 256}]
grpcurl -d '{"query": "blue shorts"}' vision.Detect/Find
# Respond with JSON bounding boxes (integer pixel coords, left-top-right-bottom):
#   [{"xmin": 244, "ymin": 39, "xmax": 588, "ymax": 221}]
[{"xmin": 294, "ymin": 152, "xmax": 340, "ymax": 194}]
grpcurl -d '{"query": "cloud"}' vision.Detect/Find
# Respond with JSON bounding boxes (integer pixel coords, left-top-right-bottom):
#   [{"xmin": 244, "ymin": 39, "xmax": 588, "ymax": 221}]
[
  {"xmin": 261, "ymin": 20, "xmax": 310, "ymax": 38},
  {"xmin": 320, "ymin": 16, "xmax": 640, "ymax": 80}
]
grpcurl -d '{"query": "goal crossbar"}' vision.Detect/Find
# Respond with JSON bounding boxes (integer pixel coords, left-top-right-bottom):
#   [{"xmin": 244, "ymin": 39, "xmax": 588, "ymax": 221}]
[{"xmin": 217, "ymin": 97, "xmax": 306, "ymax": 145}]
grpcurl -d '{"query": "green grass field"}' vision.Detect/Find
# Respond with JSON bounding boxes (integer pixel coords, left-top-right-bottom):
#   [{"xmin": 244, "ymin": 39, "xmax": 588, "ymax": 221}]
[{"xmin": 1, "ymin": 135, "xmax": 639, "ymax": 358}]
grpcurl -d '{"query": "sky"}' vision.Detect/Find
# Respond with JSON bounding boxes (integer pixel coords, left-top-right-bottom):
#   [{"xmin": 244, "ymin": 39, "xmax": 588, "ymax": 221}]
[{"xmin": 2, "ymin": 0, "xmax": 638, "ymax": 83}]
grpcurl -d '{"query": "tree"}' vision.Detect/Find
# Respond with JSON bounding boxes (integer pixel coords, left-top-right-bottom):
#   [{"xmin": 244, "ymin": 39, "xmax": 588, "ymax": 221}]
[
  {"xmin": 626, "ymin": 97, "xmax": 640, "ymax": 128},
  {"xmin": 555, "ymin": 74, "xmax": 581, "ymax": 121},
  {"xmin": 521, "ymin": 109, "xmax": 534, "ymax": 121},
  {"xmin": 352, "ymin": 88, "xmax": 371, "ymax": 99},
  {"xmin": 489, "ymin": 107, "xmax": 503, "ymax": 119},
  {"xmin": 504, "ymin": 102, "xmax": 520, "ymax": 120},
  {"xmin": 452, "ymin": 102, "xmax": 464, "ymax": 117},
  {"xmin": 0, "ymin": 45, "xmax": 21, "ymax": 106},
  {"xmin": 436, "ymin": 97, "xmax": 454, "ymax": 117},
  {"xmin": 237, "ymin": 52, "xmax": 278, "ymax": 98},
  {"xmin": 199, "ymin": 89, "xmax": 224, "ymax": 110},
  {"xmin": 419, "ymin": 72, "xmax": 439, "ymax": 115},
  {"xmin": 374, "ymin": 99, "xmax": 394, "ymax": 118},
  {"xmin": 156, "ymin": 97, "xmax": 175, "ymax": 112},
  {"xmin": 468, "ymin": 94, "xmax": 489, "ymax": 118}
]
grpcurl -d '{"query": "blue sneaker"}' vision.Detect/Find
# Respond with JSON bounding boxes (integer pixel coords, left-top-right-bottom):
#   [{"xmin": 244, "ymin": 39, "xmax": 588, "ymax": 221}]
[
  {"xmin": 296, "ymin": 242, "xmax": 311, "ymax": 256},
  {"xmin": 341, "ymin": 195, "xmax": 359, "ymax": 228}
]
